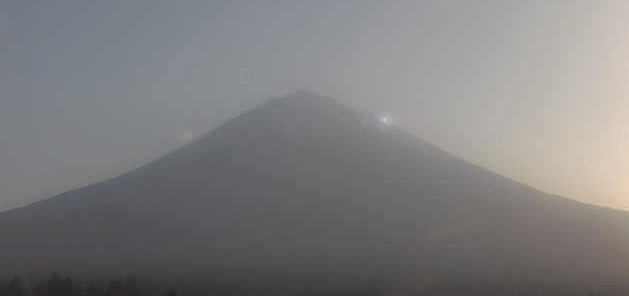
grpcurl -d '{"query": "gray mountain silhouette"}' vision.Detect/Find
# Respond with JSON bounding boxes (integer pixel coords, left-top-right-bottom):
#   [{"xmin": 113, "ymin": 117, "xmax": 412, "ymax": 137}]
[{"xmin": 1, "ymin": 90, "xmax": 629, "ymax": 294}]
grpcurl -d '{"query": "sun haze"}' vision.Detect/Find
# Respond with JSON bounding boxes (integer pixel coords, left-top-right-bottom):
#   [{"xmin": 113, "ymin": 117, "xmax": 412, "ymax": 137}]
[{"xmin": 1, "ymin": 1, "xmax": 628, "ymax": 210}]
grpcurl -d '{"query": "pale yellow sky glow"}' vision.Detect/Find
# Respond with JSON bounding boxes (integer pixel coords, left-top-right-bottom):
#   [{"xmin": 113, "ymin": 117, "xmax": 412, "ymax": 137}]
[{"xmin": 469, "ymin": 4, "xmax": 629, "ymax": 209}]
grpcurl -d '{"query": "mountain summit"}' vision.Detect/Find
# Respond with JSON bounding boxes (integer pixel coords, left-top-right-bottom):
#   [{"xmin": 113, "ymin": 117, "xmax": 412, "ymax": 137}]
[{"xmin": 2, "ymin": 91, "xmax": 629, "ymax": 295}]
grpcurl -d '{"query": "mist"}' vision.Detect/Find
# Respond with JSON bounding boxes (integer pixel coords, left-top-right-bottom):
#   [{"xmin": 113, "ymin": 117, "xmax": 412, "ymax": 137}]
[
  {"xmin": 2, "ymin": 1, "xmax": 629, "ymax": 211},
  {"xmin": 2, "ymin": 1, "xmax": 629, "ymax": 296}
]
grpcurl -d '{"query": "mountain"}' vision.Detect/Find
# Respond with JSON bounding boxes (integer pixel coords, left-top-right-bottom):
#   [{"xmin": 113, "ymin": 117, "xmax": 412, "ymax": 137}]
[{"xmin": 2, "ymin": 90, "xmax": 629, "ymax": 295}]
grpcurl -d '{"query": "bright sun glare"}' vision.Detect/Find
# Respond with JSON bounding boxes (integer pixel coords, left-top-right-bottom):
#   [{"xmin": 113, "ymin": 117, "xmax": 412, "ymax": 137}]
[{"xmin": 379, "ymin": 113, "xmax": 393, "ymax": 126}]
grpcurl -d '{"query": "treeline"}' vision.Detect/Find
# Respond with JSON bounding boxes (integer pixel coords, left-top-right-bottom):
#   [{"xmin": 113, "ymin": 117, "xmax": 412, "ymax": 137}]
[
  {"xmin": 0, "ymin": 273, "xmax": 619, "ymax": 296},
  {"xmin": 0, "ymin": 271, "xmax": 389, "ymax": 296},
  {"xmin": 0, "ymin": 274, "xmax": 178, "ymax": 296}
]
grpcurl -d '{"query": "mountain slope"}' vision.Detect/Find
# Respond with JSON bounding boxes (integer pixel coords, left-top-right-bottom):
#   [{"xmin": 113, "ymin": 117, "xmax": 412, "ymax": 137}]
[{"xmin": 1, "ymin": 90, "xmax": 629, "ymax": 294}]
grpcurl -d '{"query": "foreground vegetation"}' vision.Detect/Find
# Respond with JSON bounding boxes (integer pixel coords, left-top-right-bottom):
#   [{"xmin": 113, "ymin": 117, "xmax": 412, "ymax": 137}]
[
  {"xmin": 0, "ymin": 273, "xmax": 619, "ymax": 296},
  {"xmin": 0, "ymin": 274, "xmax": 178, "ymax": 296}
]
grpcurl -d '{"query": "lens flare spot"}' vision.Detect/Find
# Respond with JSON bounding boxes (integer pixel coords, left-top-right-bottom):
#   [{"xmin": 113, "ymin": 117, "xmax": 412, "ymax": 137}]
[
  {"xmin": 180, "ymin": 131, "xmax": 195, "ymax": 144},
  {"xmin": 379, "ymin": 113, "xmax": 394, "ymax": 126}
]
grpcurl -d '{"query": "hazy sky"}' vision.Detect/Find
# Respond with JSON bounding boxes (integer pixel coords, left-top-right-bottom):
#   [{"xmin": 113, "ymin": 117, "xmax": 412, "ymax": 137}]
[{"xmin": 1, "ymin": 0, "xmax": 628, "ymax": 211}]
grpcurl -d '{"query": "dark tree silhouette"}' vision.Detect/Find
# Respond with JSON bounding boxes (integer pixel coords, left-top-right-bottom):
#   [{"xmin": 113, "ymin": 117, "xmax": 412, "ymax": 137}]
[
  {"xmin": 0, "ymin": 278, "xmax": 6, "ymax": 296},
  {"xmin": 86, "ymin": 283, "xmax": 104, "ymax": 296},
  {"xmin": 5, "ymin": 276, "xmax": 28, "ymax": 296},
  {"xmin": 59, "ymin": 276, "xmax": 79, "ymax": 296},
  {"xmin": 164, "ymin": 288, "xmax": 177, "ymax": 296},
  {"xmin": 34, "ymin": 282, "xmax": 46, "ymax": 296},
  {"xmin": 124, "ymin": 276, "xmax": 145, "ymax": 296},
  {"xmin": 45, "ymin": 273, "xmax": 63, "ymax": 296},
  {"xmin": 31, "ymin": 273, "xmax": 78, "ymax": 296},
  {"xmin": 105, "ymin": 279, "xmax": 124, "ymax": 296}
]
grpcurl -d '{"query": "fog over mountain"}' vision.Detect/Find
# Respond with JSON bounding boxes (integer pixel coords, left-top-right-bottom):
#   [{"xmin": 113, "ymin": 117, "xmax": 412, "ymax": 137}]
[{"xmin": 2, "ymin": 91, "xmax": 629, "ymax": 295}]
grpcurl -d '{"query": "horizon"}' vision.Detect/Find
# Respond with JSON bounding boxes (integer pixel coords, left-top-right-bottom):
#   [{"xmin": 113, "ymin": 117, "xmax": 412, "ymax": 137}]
[{"xmin": 1, "ymin": 89, "xmax": 623, "ymax": 215}]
